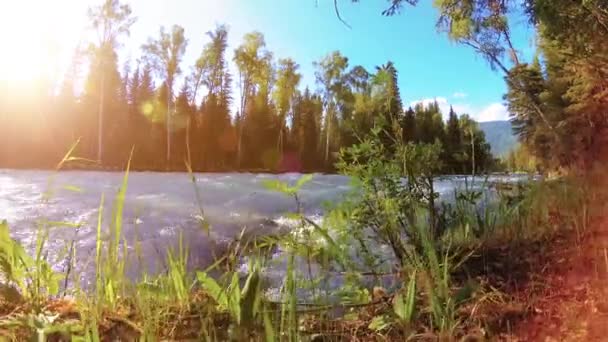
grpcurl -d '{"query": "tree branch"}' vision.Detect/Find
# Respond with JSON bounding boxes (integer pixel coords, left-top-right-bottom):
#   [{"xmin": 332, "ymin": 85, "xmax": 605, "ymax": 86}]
[
  {"xmin": 461, "ymin": 40, "xmax": 510, "ymax": 75},
  {"xmin": 461, "ymin": 38, "xmax": 558, "ymax": 137},
  {"xmin": 334, "ymin": 0, "xmax": 352, "ymax": 29},
  {"xmin": 502, "ymin": 28, "xmax": 520, "ymax": 66}
]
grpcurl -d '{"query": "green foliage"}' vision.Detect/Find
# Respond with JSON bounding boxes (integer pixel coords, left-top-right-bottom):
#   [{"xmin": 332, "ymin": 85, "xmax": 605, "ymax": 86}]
[
  {"xmin": 368, "ymin": 314, "xmax": 392, "ymax": 332},
  {"xmin": 0, "ymin": 220, "xmax": 63, "ymax": 312},
  {"xmin": 334, "ymin": 127, "xmax": 445, "ymax": 267},
  {"xmin": 197, "ymin": 272, "xmax": 228, "ymax": 309},
  {"xmin": 197, "ymin": 264, "xmax": 263, "ymax": 339},
  {"xmin": 324, "ymin": 129, "xmax": 562, "ymax": 336},
  {"xmin": 503, "ymin": 144, "xmax": 539, "ymax": 173},
  {"xmin": 262, "ymin": 174, "xmax": 312, "ymax": 197},
  {"xmin": 0, "ymin": 221, "xmax": 33, "ymax": 295},
  {"xmin": 393, "ymin": 270, "xmax": 417, "ymax": 325},
  {"xmin": 166, "ymin": 234, "xmax": 191, "ymax": 305},
  {"xmin": 371, "ymin": 61, "xmax": 403, "ymax": 151},
  {"xmin": 411, "ymin": 219, "xmax": 465, "ymax": 334}
]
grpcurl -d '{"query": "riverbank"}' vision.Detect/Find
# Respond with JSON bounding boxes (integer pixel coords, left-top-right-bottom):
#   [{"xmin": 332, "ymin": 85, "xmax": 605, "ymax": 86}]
[
  {"xmin": 4, "ymin": 164, "xmax": 519, "ymax": 177},
  {"xmin": 2, "ymin": 163, "xmax": 323, "ymax": 174},
  {"xmin": 512, "ymin": 217, "xmax": 608, "ymax": 341},
  {"xmin": 0, "ymin": 223, "xmax": 598, "ymax": 340}
]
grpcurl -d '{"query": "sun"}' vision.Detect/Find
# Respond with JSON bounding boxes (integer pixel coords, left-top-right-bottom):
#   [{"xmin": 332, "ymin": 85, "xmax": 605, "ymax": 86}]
[
  {"xmin": 0, "ymin": 39, "xmax": 48, "ymax": 84},
  {"xmin": 0, "ymin": 0, "xmax": 88, "ymax": 84}
]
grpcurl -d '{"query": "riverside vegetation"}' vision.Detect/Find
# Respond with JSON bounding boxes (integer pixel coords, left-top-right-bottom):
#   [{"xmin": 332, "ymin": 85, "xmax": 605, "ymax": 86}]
[{"xmin": 0, "ymin": 127, "xmax": 599, "ymax": 341}]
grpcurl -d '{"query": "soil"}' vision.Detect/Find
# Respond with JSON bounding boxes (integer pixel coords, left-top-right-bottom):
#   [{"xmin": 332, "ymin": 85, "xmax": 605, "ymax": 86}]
[{"xmin": 507, "ymin": 217, "xmax": 608, "ymax": 342}]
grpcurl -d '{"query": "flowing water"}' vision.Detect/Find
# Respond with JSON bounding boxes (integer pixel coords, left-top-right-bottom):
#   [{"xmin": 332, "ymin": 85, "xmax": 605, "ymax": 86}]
[{"xmin": 0, "ymin": 170, "xmax": 529, "ymax": 291}]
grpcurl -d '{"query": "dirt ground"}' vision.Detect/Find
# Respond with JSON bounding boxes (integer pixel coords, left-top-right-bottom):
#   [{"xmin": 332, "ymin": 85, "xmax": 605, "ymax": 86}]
[{"xmin": 509, "ymin": 217, "xmax": 608, "ymax": 341}]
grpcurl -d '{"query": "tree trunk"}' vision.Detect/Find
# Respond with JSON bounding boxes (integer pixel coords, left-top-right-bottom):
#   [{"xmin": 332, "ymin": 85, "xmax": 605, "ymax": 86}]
[
  {"xmin": 97, "ymin": 72, "xmax": 105, "ymax": 163},
  {"xmin": 277, "ymin": 113, "xmax": 285, "ymax": 159},
  {"xmin": 325, "ymin": 109, "xmax": 331, "ymax": 167},
  {"xmin": 237, "ymin": 125, "xmax": 243, "ymax": 168},
  {"xmin": 428, "ymin": 176, "xmax": 438, "ymax": 240},
  {"xmin": 236, "ymin": 72, "xmax": 245, "ymax": 169},
  {"xmin": 470, "ymin": 128, "xmax": 476, "ymax": 176},
  {"xmin": 186, "ymin": 117, "xmax": 191, "ymax": 166},
  {"xmin": 278, "ymin": 129, "xmax": 283, "ymax": 157},
  {"xmin": 166, "ymin": 80, "xmax": 172, "ymax": 168}
]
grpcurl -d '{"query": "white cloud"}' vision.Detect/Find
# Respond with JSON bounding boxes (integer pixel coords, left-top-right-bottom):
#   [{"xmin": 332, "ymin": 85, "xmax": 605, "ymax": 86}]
[
  {"xmin": 409, "ymin": 97, "xmax": 448, "ymax": 108},
  {"xmin": 408, "ymin": 97, "xmax": 472, "ymax": 121},
  {"xmin": 409, "ymin": 97, "xmax": 450, "ymax": 120},
  {"xmin": 451, "ymin": 104, "xmax": 475, "ymax": 116},
  {"xmin": 475, "ymin": 103, "xmax": 509, "ymax": 122},
  {"xmin": 408, "ymin": 97, "xmax": 510, "ymax": 122},
  {"xmin": 452, "ymin": 92, "xmax": 468, "ymax": 99}
]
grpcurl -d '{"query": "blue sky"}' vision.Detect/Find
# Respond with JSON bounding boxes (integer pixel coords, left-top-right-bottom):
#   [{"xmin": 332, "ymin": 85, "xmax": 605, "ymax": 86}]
[{"xmin": 1, "ymin": 0, "xmax": 536, "ymax": 121}]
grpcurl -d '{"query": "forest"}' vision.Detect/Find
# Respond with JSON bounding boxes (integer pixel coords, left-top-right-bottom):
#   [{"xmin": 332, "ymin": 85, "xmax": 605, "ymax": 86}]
[{"xmin": 0, "ymin": 3, "xmax": 496, "ymax": 173}]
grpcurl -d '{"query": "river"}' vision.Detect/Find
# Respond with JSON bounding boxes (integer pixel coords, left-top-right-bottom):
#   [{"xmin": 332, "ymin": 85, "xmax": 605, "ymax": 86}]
[{"xmin": 0, "ymin": 170, "xmax": 529, "ymax": 291}]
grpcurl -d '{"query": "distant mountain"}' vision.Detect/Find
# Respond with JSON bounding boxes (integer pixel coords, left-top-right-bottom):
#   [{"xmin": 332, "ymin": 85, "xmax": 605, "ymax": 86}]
[{"xmin": 478, "ymin": 120, "xmax": 518, "ymax": 157}]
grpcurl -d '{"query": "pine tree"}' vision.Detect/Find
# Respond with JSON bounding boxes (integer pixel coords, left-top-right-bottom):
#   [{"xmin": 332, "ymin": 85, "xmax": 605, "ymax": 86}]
[
  {"xmin": 128, "ymin": 64, "xmax": 157, "ymax": 168},
  {"xmin": 445, "ymin": 106, "xmax": 462, "ymax": 173},
  {"xmin": 193, "ymin": 24, "xmax": 234, "ymax": 170},
  {"xmin": 128, "ymin": 63, "xmax": 141, "ymax": 115},
  {"xmin": 372, "ymin": 61, "xmax": 403, "ymax": 151},
  {"xmin": 401, "ymin": 107, "xmax": 416, "ymax": 143},
  {"xmin": 173, "ymin": 81, "xmax": 194, "ymax": 167},
  {"xmin": 292, "ymin": 88, "xmax": 322, "ymax": 170},
  {"xmin": 414, "ymin": 102, "xmax": 433, "ymax": 144}
]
